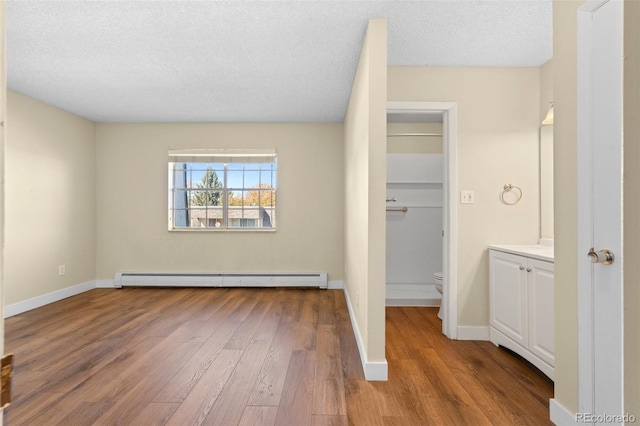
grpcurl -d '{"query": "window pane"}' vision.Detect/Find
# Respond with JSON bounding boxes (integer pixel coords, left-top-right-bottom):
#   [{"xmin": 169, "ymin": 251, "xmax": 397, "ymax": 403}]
[
  {"xmin": 261, "ymin": 207, "xmax": 275, "ymax": 228},
  {"xmin": 260, "ymin": 190, "xmax": 276, "ymax": 207},
  {"xmin": 208, "ymin": 218, "xmax": 223, "ymax": 228},
  {"xmin": 191, "ymin": 190, "xmax": 224, "ymax": 207},
  {"xmin": 191, "ymin": 169, "xmax": 224, "ymax": 189},
  {"xmin": 259, "ymin": 170, "xmax": 274, "ymax": 187},
  {"xmin": 173, "ymin": 209, "xmax": 189, "ymax": 228},
  {"xmin": 242, "ymin": 190, "xmax": 257, "ymax": 207},
  {"xmin": 206, "ymin": 208, "xmax": 224, "ymax": 228},
  {"xmin": 187, "ymin": 170, "xmax": 202, "ymax": 188},
  {"xmin": 206, "ymin": 163, "xmax": 225, "ymax": 171},
  {"xmin": 189, "ymin": 209, "xmax": 207, "ymax": 228},
  {"xmin": 226, "ymin": 205, "xmax": 276, "ymax": 229},
  {"xmin": 227, "ymin": 163, "xmax": 244, "ymax": 171},
  {"xmin": 243, "ymin": 187, "xmax": 274, "ymax": 207},
  {"xmin": 172, "ymin": 170, "xmax": 188, "ymax": 189},
  {"xmin": 244, "ymin": 171, "xmax": 260, "ymax": 188},
  {"xmin": 228, "ymin": 190, "xmax": 242, "ymax": 207},
  {"xmin": 227, "ymin": 206, "xmax": 244, "ymax": 228},
  {"xmin": 173, "ymin": 190, "xmax": 189, "ymax": 209},
  {"xmin": 228, "ymin": 218, "xmax": 257, "ymax": 228},
  {"xmin": 260, "ymin": 172, "xmax": 276, "ymax": 188},
  {"xmin": 227, "ymin": 170, "xmax": 244, "ymax": 190},
  {"xmin": 260, "ymin": 163, "xmax": 275, "ymax": 171}
]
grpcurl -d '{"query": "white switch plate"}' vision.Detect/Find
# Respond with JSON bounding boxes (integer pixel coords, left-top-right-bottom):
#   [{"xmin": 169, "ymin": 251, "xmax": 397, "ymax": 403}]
[
  {"xmin": 460, "ymin": 190, "xmax": 475, "ymax": 204},
  {"xmin": 58, "ymin": 264, "xmax": 66, "ymax": 276}
]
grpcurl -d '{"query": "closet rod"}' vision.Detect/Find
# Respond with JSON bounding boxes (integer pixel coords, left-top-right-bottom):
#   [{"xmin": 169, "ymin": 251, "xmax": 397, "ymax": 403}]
[{"xmin": 386, "ymin": 133, "xmax": 443, "ymax": 137}]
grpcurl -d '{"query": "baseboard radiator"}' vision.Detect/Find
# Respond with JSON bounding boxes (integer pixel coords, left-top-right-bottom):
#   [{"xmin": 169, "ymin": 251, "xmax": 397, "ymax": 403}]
[{"xmin": 114, "ymin": 272, "xmax": 328, "ymax": 289}]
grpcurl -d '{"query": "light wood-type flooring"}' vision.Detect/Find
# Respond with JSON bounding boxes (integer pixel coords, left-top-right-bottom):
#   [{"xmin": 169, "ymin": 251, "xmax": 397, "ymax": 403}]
[{"xmin": 4, "ymin": 288, "xmax": 553, "ymax": 425}]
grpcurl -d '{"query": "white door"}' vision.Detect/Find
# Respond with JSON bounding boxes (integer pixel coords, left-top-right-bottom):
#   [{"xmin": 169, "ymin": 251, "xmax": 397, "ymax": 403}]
[{"xmin": 577, "ymin": 0, "xmax": 624, "ymax": 419}]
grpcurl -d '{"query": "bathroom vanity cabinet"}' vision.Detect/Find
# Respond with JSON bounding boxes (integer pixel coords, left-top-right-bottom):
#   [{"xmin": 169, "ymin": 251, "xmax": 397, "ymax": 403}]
[{"xmin": 489, "ymin": 246, "xmax": 554, "ymax": 380}]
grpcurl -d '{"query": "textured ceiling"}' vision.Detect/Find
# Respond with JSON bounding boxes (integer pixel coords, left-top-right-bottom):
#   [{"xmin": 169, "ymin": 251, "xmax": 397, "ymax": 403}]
[{"xmin": 6, "ymin": 1, "xmax": 552, "ymax": 123}]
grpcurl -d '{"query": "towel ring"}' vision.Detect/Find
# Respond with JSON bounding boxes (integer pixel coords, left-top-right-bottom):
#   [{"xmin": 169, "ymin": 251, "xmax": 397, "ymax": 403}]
[{"xmin": 500, "ymin": 184, "xmax": 522, "ymax": 205}]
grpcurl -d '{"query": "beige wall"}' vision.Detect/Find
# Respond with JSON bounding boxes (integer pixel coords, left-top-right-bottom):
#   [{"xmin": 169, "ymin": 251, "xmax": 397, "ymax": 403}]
[
  {"xmin": 96, "ymin": 123, "xmax": 344, "ymax": 281},
  {"xmin": 388, "ymin": 67, "xmax": 540, "ymax": 327},
  {"xmin": 5, "ymin": 91, "xmax": 97, "ymax": 305},
  {"xmin": 540, "ymin": 59, "xmax": 554, "ymax": 239},
  {"xmin": 624, "ymin": 0, "xmax": 640, "ymax": 417},
  {"xmin": 344, "ymin": 19, "xmax": 387, "ymax": 367},
  {"xmin": 553, "ymin": 0, "xmax": 580, "ymax": 412}
]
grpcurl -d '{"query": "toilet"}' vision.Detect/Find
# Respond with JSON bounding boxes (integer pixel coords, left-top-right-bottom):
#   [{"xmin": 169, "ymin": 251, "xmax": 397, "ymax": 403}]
[{"xmin": 434, "ymin": 272, "xmax": 443, "ymax": 320}]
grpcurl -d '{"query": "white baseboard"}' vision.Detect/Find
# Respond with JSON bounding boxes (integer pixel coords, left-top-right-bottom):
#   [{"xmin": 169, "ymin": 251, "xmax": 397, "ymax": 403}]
[
  {"xmin": 549, "ymin": 399, "xmax": 575, "ymax": 425},
  {"xmin": 95, "ymin": 279, "xmax": 117, "ymax": 288},
  {"xmin": 328, "ymin": 280, "xmax": 344, "ymax": 290},
  {"xmin": 4, "ymin": 280, "xmax": 96, "ymax": 318},
  {"xmin": 386, "ymin": 282, "xmax": 440, "ymax": 297},
  {"xmin": 342, "ymin": 286, "xmax": 388, "ymax": 381},
  {"xmin": 385, "ymin": 297, "xmax": 440, "ymax": 307},
  {"xmin": 456, "ymin": 325, "xmax": 490, "ymax": 341},
  {"xmin": 386, "ymin": 283, "xmax": 441, "ymax": 307}
]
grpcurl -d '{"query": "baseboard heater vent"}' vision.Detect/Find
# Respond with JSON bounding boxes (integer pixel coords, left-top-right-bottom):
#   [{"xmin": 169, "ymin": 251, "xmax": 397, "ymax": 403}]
[{"xmin": 114, "ymin": 272, "xmax": 328, "ymax": 289}]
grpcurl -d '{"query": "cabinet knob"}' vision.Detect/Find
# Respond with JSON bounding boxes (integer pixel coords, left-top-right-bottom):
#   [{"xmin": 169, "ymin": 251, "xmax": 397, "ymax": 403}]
[
  {"xmin": 519, "ymin": 266, "xmax": 525, "ymax": 270},
  {"xmin": 526, "ymin": 268, "xmax": 532, "ymax": 272}
]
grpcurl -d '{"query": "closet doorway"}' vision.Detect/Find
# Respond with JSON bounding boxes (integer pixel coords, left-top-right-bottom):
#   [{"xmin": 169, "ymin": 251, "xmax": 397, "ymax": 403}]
[{"xmin": 386, "ymin": 101, "xmax": 458, "ymax": 338}]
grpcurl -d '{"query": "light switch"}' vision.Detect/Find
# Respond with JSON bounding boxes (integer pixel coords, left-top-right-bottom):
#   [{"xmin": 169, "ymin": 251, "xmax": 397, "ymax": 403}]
[{"xmin": 460, "ymin": 190, "xmax": 475, "ymax": 204}]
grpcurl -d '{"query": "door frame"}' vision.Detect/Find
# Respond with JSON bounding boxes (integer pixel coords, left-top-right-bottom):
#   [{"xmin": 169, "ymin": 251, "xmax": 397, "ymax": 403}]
[
  {"xmin": 386, "ymin": 101, "xmax": 458, "ymax": 338},
  {"xmin": 0, "ymin": 3, "xmax": 5, "ymax": 423},
  {"xmin": 577, "ymin": 0, "xmax": 624, "ymax": 417}
]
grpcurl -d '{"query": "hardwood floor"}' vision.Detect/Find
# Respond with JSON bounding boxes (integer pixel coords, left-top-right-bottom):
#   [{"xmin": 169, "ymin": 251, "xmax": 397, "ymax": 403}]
[{"xmin": 4, "ymin": 288, "xmax": 553, "ymax": 425}]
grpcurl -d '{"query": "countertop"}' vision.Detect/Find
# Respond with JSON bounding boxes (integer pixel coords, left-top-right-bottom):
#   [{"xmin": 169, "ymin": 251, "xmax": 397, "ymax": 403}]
[{"xmin": 489, "ymin": 244, "xmax": 554, "ymax": 262}]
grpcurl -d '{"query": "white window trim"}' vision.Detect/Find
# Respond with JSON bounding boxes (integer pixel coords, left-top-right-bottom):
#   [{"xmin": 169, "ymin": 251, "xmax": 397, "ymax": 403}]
[{"xmin": 168, "ymin": 149, "xmax": 277, "ymax": 232}]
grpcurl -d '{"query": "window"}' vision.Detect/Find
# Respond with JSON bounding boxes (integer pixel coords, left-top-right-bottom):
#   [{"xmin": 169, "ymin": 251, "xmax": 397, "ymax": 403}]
[{"xmin": 168, "ymin": 150, "xmax": 277, "ymax": 231}]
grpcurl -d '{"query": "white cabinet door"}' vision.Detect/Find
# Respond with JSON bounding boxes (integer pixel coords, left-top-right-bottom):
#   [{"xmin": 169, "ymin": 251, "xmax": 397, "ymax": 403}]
[
  {"xmin": 528, "ymin": 259, "xmax": 555, "ymax": 366},
  {"xmin": 489, "ymin": 251, "xmax": 528, "ymax": 348}
]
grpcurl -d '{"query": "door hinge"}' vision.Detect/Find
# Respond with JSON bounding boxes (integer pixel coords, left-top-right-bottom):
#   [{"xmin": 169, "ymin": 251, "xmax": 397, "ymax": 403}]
[{"xmin": 1, "ymin": 354, "xmax": 13, "ymax": 408}]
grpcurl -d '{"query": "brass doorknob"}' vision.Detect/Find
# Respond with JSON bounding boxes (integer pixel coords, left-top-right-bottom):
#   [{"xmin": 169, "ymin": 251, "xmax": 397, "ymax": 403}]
[{"xmin": 587, "ymin": 248, "xmax": 614, "ymax": 265}]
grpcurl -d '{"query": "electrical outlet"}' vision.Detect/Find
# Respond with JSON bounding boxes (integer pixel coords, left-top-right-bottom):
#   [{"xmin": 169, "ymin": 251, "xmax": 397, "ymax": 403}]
[
  {"xmin": 460, "ymin": 190, "xmax": 475, "ymax": 204},
  {"xmin": 58, "ymin": 264, "xmax": 66, "ymax": 276}
]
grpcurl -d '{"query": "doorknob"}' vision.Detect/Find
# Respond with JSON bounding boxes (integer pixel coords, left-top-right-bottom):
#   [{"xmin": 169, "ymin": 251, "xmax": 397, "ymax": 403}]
[{"xmin": 587, "ymin": 248, "xmax": 614, "ymax": 265}]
